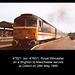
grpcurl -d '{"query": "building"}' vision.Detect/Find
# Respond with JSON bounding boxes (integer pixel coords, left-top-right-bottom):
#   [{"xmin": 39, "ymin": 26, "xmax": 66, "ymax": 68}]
[{"xmin": 0, "ymin": 21, "xmax": 13, "ymax": 37}]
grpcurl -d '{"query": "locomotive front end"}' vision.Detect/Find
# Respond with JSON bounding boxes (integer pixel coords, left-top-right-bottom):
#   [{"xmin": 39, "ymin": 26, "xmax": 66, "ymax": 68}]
[{"xmin": 12, "ymin": 14, "xmax": 38, "ymax": 47}]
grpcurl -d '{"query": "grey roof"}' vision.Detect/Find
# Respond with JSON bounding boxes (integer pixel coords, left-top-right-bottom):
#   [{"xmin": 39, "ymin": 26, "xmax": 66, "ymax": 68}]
[{"xmin": 0, "ymin": 21, "xmax": 13, "ymax": 28}]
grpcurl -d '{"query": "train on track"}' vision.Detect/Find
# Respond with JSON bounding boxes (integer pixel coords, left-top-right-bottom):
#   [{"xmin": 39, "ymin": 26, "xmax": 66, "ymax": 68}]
[{"xmin": 12, "ymin": 13, "xmax": 67, "ymax": 47}]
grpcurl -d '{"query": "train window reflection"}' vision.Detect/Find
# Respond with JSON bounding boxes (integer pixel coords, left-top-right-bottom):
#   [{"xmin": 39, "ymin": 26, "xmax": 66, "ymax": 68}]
[
  {"xmin": 15, "ymin": 20, "xmax": 25, "ymax": 26},
  {"xmin": 26, "ymin": 20, "xmax": 37, "ymax": 26}
]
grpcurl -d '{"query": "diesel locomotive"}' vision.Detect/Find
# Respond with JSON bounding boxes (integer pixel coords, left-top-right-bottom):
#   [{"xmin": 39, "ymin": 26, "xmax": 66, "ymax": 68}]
[{"xmin": 12, "ymin": 13, "xmax": 67, "ymax": 47}]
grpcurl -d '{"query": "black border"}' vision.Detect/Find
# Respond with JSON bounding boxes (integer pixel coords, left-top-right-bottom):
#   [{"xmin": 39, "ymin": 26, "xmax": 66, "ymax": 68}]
[
  {"xmin": 0, "ymin": 50, "xmax": 75, "ymax": 73},
  {"xmin": 0, "ymin": 2, "xmax": 75, "ymax": 73}
]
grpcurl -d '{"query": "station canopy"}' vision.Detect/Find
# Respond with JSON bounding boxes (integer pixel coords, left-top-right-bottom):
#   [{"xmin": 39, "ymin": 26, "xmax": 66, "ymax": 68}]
[{"xmin": 0, "ymin": 21, "xmax": 13, "ymax": 28}]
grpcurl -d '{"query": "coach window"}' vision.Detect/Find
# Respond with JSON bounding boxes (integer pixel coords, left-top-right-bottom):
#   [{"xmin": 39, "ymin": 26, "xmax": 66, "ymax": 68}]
[
  {"xmin": 42, "ymin": 22, "xmax": 43, "ymax": 27},
  {"xmin": 39, "ymin": 21, "xmax": 41, "ymax": 27}
]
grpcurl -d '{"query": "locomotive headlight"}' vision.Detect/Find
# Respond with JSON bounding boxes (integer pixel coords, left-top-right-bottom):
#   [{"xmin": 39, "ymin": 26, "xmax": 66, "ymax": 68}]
[{"xmin": 26, "ymin": 36, "xmax": 28, "ymax": 39}]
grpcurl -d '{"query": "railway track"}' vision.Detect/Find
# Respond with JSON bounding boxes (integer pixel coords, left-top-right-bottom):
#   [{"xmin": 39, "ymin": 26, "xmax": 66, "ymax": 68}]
[
  {"xmin": 0, "ymin": 37, "xmax": 31, "ymax": 50},
  {"xmin": 0, "ymin": 41, "xmax": 12, "ymax": 45},
  {"xmin": 0, "ymin": 36, "xmax": 59, "ymax": 50},
  {"xmin": 0, "ymin": 37, "xmax": 13, "ymax": 46},
  {"xmin": 0, "ymin": 37, "xmax": 13, "ymax": 39},
  {"xmin": 0, "ymin": 37, "xmax": 55, "ymax": 50}
]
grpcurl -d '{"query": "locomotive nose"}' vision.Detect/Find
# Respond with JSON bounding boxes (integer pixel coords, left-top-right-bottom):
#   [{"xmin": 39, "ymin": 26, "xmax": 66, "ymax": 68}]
[{"xmin": 30, "ymin": 40, "xmax": 36, "ymax": 46}]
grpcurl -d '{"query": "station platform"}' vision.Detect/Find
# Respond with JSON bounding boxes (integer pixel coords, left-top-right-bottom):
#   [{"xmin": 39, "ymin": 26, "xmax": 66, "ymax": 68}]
[{"xmin": 32, "ymin": 37, "xmax": 75, "ymax": 50}]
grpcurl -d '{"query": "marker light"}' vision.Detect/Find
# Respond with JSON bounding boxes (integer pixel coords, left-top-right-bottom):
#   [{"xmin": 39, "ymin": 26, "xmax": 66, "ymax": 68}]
[{"xmin": 26, "ymin": 36, "xmax": 28, "ymax": 39}]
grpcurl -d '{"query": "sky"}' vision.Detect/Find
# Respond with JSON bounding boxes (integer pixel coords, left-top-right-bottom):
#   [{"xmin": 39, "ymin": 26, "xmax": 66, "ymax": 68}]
[{"xmin": 0, "ymin": 3, "xmax": 75, "ymax": 33}]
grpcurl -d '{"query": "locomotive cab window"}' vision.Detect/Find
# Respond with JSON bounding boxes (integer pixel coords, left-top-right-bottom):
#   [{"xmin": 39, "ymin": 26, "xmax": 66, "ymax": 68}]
[
  {"xmin": 26, "ymin": 19, "xmax": 37, "ymax": 26},
  {"xmin": 14, "ymin": 19, "xmax": 25, "ymax": 26}
]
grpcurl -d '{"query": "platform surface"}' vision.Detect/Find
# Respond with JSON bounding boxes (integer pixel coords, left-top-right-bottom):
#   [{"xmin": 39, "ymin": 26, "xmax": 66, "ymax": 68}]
[{"xmin": 32, "ymin": 37, "xmax": 75, "ymax": 50}]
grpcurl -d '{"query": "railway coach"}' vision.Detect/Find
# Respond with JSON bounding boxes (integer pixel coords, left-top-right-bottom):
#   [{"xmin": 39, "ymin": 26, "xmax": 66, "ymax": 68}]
[{"xmin": 12, "ymin": 13, "xmax": 66, "ymax": 47}]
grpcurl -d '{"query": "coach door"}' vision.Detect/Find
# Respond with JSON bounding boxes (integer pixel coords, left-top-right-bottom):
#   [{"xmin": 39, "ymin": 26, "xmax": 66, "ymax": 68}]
[
  {"xmin": 38, "ymin": 20, "xmax": 42, "ymax": 32},
  {"xmin": 55, "ymin": 28, "xmax": 57, "ymax": 38}
]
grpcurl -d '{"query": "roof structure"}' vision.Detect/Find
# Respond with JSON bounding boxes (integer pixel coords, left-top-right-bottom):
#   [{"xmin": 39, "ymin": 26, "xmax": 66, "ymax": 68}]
[{"xmin": 0, "ymin": 21, "xmax": 13, "ymax": 28}]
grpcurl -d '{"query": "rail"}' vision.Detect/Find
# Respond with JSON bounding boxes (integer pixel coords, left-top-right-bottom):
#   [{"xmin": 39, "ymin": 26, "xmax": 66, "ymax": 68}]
[
  {"xmin": 0, "ymin": 37, "xmax": 13, "ymax": 40},
  {"xmin": 0, "ymin": 37, "xmax": 13, "ymax": 46}
]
